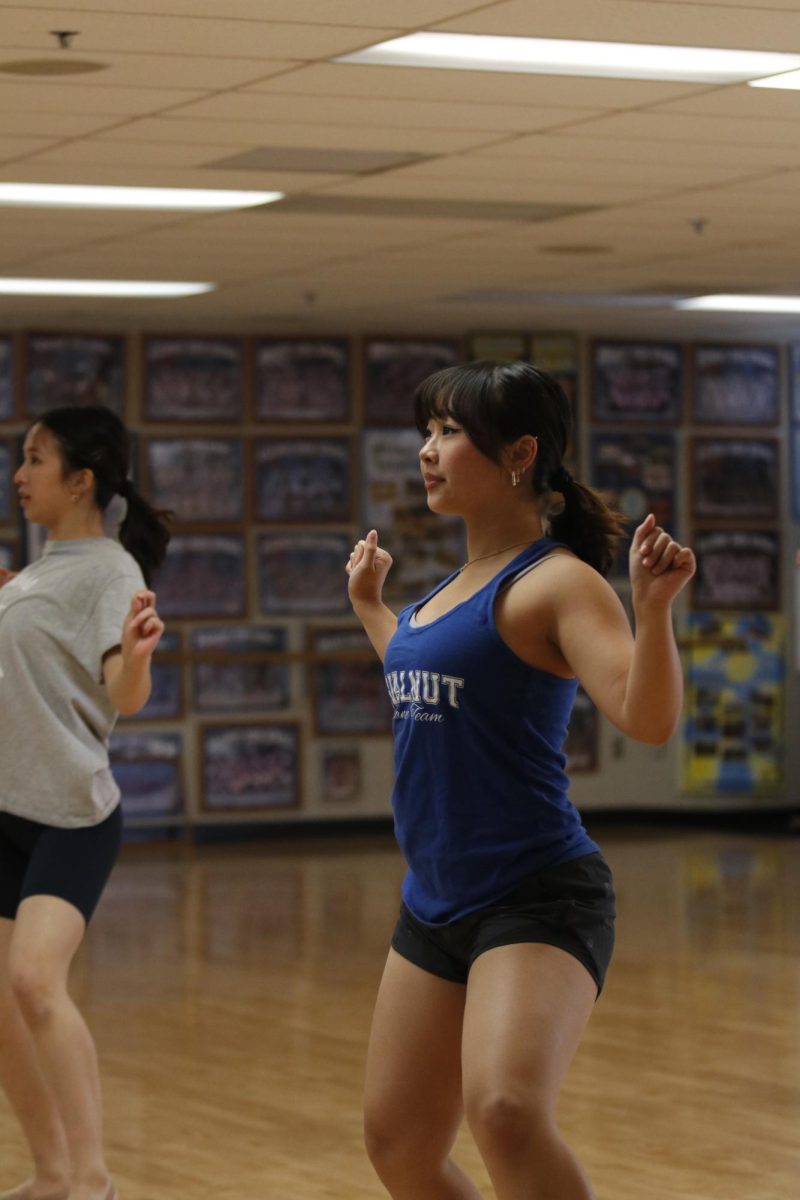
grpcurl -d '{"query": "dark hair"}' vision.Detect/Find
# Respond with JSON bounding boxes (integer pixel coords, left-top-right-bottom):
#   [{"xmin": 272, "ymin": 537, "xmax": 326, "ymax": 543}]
[
  {"xmin": 36, "ymin": 405, "xmax": 171, "ymax": 585},
  {"xmin": 414, "ymin": 360, "xmax": 626, "ymax": 576}
]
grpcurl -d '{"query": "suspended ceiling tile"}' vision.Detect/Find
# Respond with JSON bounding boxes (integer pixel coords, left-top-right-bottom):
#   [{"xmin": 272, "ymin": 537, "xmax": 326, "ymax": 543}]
[
  {"xmin": 2, "ymin": 10, "xmax": 399, "ymax": 60},
  {"xmin": 318, "ymin": 172, "xmax": 668, "ymax": 207},
  {"xmin": 29, "ymin": 1, "xmax": 475, "ymax": 24},
  {"xmin": 652, "ymin": 85, "xmax": 800, "ymax": 120},
  {"xmin": 393, "ymin": 152, "xmax": 766, "ymax": 190},
  {"xmin": 249, "ymin": 62, "xmax": 713, "ymax": 108},
  {"xmin": 198, "ymin": 122, "xmax": 501, "ymax": 156},
  {"xmin": 0, "ymin": 49, "xmax": 299, "ymax": 90},
  {"xmin": 168, "ymin": 91, "xmax": 598, "ymax": 134},
  {"xmin": 632, "ymin": 0, "xmax": 800, "ymax": 9},
  {"xmin": 20, "ymin": 140, "xmax": 268, "ymax": 169},
  {"xmin": 0, "ymin": 135, "xmax": 60, "ymax": 160},
  {"xmin": 478, "ymin": 130, "xmax": 800, "ymax": 168},
  {"xmin": 0, "ymin": 111, "xmax": 130, "ymax": 138},
  {"xmin": 558, "ymin": 110, "xmax": 800, "ymax": 147},
  {"xmin": 703, "ymin": 169, "xmax": 800, "ymax": 196},
  {"xmin": 0, "ymin": 81, "xmax": 209, "ymax": 116},
  {"xmin": 435, "ymin": 0, "xmax": 800, "ymax": 52}
]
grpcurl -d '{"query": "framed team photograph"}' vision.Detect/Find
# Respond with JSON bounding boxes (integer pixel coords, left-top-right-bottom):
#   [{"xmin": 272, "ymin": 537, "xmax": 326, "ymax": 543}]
[
  {"xmin": 257, "ymin": 531, "xmax": 351, "ymax": 615},
  {"xmin": 0, "ymin": 538, "xmax": 18, "ymax": 571},
  {"xmin": 109, "ymin": 732, "xmax": 184, "ymax": 821},
  {"xmin": 0, "ymin": 336, "xmax": 15, "ymax": 421},
  {"xmin": 0, "ymin": 439, "xmax": 14, "ymax": 522},
  {"xmin": 467, "ymin": 332, "xmax": 527, "ymax": 362},
  {"xmin": 119, "ymin": 632, "xmax": 183, "ymax": 723},
  {"xmin": 253, "ymin": 338, "xmax": 350, "ymax": 422},
  {"xmin": 681, "ymin": 611, "xmax": 784, "ymax": 795},
  {"xmin": 155, "ymin": 534, "xmax": 246, "ymax": 617},
  {"xmin": 362, "ymin": 428, "xmax": 465, "ymax": 606},
  {"xmin": 320, "ymin": 744, "xmax": 363, "ymax": 805},
  {"xmin": 790, "ymin": 344, "xmax": 800, "ymax": 423},
  {"xmin": 190, "ymin": 625, "xmax": 290, "ymax": 714},
  {"xmin": 23, "ymin": 333, "xmax": 126, "ymax": 418},
  {"xmin": 590, "ymin": 431, "xmax": 678, "ymax": 578},
  {"xmin": 363, "ymin": 338, "xmax": 462, "ymax": 426},
  {"xmin": 691, "ymin": 436, "xmax": 779, "ymax": 521},
  {"xmin": 564, "ymin": 687, "xmax": 599, "ymax": 773},
  {"xmin": 691, "ymin": 344, "xmax": 779, "ymax": 425},
  {"xmin": 692, "ymin": 529, "xmax": 780, "ymax": 611},
  {"xmin": 591, "ymin": 340, "xmax": 682, "ymax": 423},
  {"xmin": 143, "ymin": 437, "xmax": 245, "ymax": 524},
  {"xmin": 309, "ymin": 626, "xmax": 392, "ymax": 736},
  {"xmin": 143, "ymin": 337, "xmax": 244, "ymax": 422},
  {"xmin": 200, "ymin": 722, "xmax": 300, "ymax": 813},
  {"xmin": 531, "ymin": 333, "xmax": 580, "ymax": 469},
  {"xmin": 252, "ymin": 436, "xmax": 352, "ymax": 523}
]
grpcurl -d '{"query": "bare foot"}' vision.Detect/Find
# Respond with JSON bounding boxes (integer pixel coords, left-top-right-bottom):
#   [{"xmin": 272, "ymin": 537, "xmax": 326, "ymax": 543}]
[{"xmin": 0, "ymin": 1183, "xmax": 69, "ymax": 1200}]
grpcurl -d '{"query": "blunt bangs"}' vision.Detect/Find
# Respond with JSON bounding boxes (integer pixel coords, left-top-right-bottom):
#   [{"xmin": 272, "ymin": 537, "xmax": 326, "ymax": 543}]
[{"xmin": 413, "ymin": 361, "xmax": 510, "ymax": 461}]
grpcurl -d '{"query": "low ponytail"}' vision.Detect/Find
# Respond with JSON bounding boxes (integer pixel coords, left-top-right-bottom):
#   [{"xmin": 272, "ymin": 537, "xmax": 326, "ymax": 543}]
[
  {"xmin": 117, "ymin": 478, "xmax": 171, "ymax": 586},
  {"xmin": 37, "ymin": 405, "xmax": 171, "ymax": 585},
  {"xmin": 547, "ymin": 472, "xmax": 626, "ymax": 578}
]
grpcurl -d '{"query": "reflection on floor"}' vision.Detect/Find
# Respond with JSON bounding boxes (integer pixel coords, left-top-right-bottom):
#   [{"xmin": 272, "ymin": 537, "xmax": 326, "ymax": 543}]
[{"xmin": 1, "ymin": 826, "xmax": 799, "ymax": 1199}]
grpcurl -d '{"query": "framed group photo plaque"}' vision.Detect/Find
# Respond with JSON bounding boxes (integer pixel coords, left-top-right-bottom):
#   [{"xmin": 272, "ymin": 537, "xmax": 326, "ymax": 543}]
[
  {"xmin": 254, "ymin": 339, "xmax": 350, "ymax": 423},
  {"xmin": 309, "ymin": 626, "xmax": 392, "ymax": 736},
  {"xmin": 692, "ymin": 529, "xmax": 780, "ymax": 611},
  {"xmin": 252, "ymin": 437, "xmax": 352, "ymax": 523},
  {"xmin": 591, "ymin": 341, "xmax": 682, "ymax": 424},
  {"xmin": 363, "ymin": 338, "xmax": 462, "ymax": 426},
  {"xmin": 691, "ymin": 344, "xmax": 779, "ymax": 425},
  {"xmin": 190, "ymin": 625, "xmax": 291, "ymax": 714},
  {"xmin": 0, "ymin": 337, "xmax": 15, "ymax": 421},
  {"xmin": 143, "ymin": 437, "xmax": 245, "ymax": 524},
  {"xmin": 200, "ymin": 723, "xmax": 300, "ymax": 813},
  {"xmin": 691, "ymin": 437, "xmax": 779, "ymax": 521},
  {"xmin": 24, "ymin": 333, "xmax": 126, "ymax": 418},
  {"xmin": 143, "ymin": 337, "xmax": 244, "ymax": 422}
]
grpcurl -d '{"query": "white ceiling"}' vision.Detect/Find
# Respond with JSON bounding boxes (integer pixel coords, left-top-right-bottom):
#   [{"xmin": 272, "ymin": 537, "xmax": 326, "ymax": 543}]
[{"xmin": 2, "ymin": 0, "xmax": 800, "ymax": 338}]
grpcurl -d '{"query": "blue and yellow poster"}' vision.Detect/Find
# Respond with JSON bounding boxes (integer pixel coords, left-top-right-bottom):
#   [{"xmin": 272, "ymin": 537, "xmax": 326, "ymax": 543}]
[{"xmin": 682, "ymin": 612, "xmax": 784, "ymax": 795}]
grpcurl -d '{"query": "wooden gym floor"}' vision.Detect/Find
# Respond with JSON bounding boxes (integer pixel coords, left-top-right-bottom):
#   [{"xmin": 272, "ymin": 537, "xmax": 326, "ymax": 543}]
[{"xmin": 1, "ymin": 824, "xmax": 799, "ymax": 1199}]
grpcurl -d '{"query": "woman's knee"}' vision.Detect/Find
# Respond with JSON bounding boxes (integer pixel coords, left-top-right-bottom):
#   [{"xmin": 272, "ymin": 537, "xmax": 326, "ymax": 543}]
[
  {"xmin": 465, "ymin": 1086, "xmax": 555, "ymax": 1157},
  {"xmin": 364, "ymin": 1101, "xmax": 449, "ymax": 1179},
  {"xmin": 8, "ymin": 961, "xmax": 60, "ymax": 1026}
]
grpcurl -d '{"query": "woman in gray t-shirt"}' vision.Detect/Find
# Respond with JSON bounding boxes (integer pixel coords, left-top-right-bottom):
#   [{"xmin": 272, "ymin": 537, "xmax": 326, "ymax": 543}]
[{"xmin": 0, "ymin": 406, "xmax": 170, "ymax": 1200}]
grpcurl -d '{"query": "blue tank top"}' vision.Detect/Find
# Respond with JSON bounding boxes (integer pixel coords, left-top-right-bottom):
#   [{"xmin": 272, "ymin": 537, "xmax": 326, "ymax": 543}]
[{"xmin": 384, "ymin": 536, "xmax": 598, "ymax": 925}]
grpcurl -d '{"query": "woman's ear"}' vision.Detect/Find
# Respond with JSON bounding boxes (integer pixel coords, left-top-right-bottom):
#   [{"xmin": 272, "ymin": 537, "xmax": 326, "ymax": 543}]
[{"xmin": 505, "ymin": 434, "xmax": 538, "ymax": 475}]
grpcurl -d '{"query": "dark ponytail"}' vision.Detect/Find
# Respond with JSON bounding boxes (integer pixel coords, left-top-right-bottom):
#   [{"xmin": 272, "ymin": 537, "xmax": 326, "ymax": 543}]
[
  {"xmin": 414, "ymin": 360, "xmax": 626, "ymax": 576},
  {"xmin": 547, "ymin": 471, "xmax": 626, "ymax": 578},
  {"xmin": 37, "ymin": 406, "xmax": 171, "ymax": 585}
]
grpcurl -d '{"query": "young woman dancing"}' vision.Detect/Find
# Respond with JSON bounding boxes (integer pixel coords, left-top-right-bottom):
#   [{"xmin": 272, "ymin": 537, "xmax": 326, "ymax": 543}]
[
  {"xmin": 0, "ymin": 406, "xmax": 169, "ymax": 1200},
  {"xmin": 346, "ymin": 361, "xmax": 695, "ymax": 1200}
]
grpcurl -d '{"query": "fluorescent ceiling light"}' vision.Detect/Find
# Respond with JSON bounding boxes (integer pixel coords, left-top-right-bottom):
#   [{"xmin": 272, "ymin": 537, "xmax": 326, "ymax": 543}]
[
  {"xmin": 337, "ymin": 32, "xmax": 800, "ymax": 83},
  {"xmin": 676, "ymin": 294, "xmax": 800, "ymax": 313},
  {"xmin": 0, "ymin": 183, "xmax": 283, "ymax": 210},
  {"xmin": 0, "ymin": 278, "xmax": 214, "ymax": 297},
  {"xmin": 749, "ymin": 69, "xmax": 800, "ymax": 90}
]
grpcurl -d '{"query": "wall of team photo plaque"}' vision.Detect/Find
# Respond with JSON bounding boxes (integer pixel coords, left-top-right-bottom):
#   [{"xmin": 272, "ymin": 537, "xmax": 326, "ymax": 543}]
[{"xmin": 0, "ymin": 329, "xmax": 796, "ymax": 833}]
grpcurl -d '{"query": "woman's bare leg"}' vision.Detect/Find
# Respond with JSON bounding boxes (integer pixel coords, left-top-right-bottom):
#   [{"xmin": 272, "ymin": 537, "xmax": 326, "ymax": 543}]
[
  {"xmin": 0, "ymin": 915, "xmax": 70, "ymax": 1198},
  {"xmin": 462, "ymin": 943, "xmax": 598, "ymax": 1200},
  {"xmin": 8, "ymin": 896, "xmax": 112, "ymax": 1200},
  {"xmin": 364, "ymin": 949, "xmax": 483, "ymax": 1199}
]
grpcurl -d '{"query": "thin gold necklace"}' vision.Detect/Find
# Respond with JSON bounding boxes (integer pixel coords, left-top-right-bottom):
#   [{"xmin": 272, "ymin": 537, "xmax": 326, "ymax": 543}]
[{"xmin": 458, "ymin": 540, "xmax": 532, "ymax": 574}]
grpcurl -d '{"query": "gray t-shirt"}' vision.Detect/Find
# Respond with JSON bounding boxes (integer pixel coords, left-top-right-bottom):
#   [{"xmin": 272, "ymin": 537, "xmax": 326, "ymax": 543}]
[{"xmin": 0, "ymin": 537, "xmax": 145, "ymax": 827}]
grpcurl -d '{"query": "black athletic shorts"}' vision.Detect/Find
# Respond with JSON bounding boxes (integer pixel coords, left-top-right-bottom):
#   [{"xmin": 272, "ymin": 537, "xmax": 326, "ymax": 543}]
[
  {"xmin": 0, "ymin": 804, "xmax": 123, "ymax": 924},
  {"xmin": 391, "ymin": 851, "xmax": 616, "ymax": 994}
]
